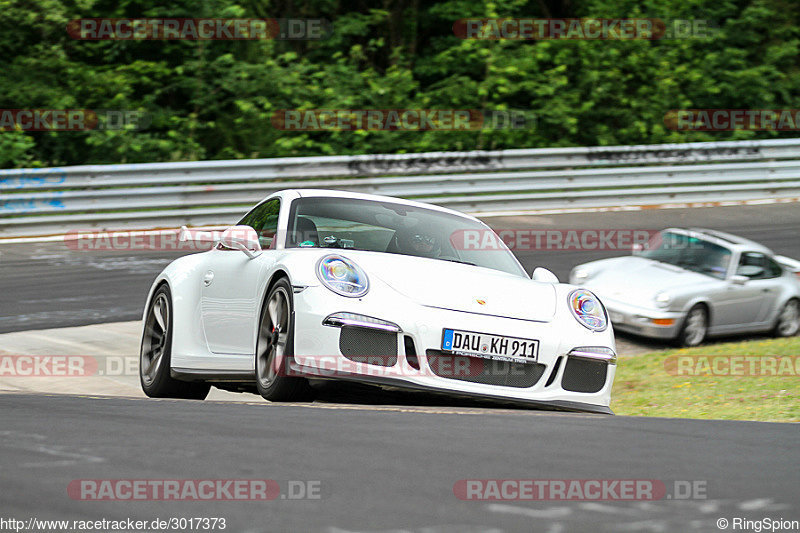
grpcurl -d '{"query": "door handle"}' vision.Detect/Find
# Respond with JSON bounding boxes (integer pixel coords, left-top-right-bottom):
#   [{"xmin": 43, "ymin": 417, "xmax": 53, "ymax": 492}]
[{"xmin": 203, "ymin": 270, "xmax": 214, "ymax": 286}]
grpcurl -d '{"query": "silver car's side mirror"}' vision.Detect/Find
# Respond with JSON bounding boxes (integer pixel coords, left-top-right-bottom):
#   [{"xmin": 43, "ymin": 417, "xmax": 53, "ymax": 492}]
[
  {"xmin": 532, "ymin": 267, "xmax": 559, "ymax": 283},
  {"xmin": 731, "ymin": 274, "xmax": 748, "ymax": 285},
  {"xmin": 737, "ymin": 265, "xmax": 764, "ymax": 278}
]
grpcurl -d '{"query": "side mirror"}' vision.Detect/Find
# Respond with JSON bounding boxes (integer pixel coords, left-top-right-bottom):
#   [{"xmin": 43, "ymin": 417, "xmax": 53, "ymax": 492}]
[
  {"xmin": 219, "ymin": 226, "xmax": 262, "ymax": 258},
  {"xmin": 736, "ymin": 265, "xmax": 764, "ymax": 279},
  {"xmin": 731, "ymin": 274, "xmax": 748, "ymax": 286},
  {"xmin": 532, "ymin": 267, "xmax": 559, "ymax": 283}
]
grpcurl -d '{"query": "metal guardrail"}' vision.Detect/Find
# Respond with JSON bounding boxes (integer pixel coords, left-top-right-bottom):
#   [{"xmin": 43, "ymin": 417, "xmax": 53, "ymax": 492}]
[{"xmin": 1, "ymin": 138, "xmax": 799, "ymax": 236}]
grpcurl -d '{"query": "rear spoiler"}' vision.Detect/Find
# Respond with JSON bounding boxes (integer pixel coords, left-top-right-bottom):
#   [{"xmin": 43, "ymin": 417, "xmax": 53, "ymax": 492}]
[{"xmin": 776, "ymin": 255, "xmax": 800, "ymax": 275}]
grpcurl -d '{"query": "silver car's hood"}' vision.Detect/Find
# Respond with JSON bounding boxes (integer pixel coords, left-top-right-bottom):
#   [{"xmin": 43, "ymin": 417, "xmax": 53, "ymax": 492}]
[
  {"xmin": 584, "ymin": 256, "xmax": 713, "ymax": 306},
  {"xmin": 352, "ymin": 252, "xmax": 557, "ymax": 322}
]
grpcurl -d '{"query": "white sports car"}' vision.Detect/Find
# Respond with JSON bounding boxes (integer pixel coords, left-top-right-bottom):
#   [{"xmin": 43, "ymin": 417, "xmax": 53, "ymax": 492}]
[{"xmin": 140, "ymin": 190, "xmax": 617, "ymax": 413}]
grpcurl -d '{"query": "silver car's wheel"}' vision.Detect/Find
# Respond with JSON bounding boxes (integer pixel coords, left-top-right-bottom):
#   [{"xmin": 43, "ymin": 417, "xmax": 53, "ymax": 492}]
[
  {"xmin": 140, "ymin": 284, "xmax": 209, "ymax": 399},
  {"xmin": 678, "ymin": 305, "xmax": 708, "ymax": 347},
  {"xmin": 254, "ymin": 277, "xmax": 314, "ymax": 401},
  {"xmin": 774, "ymin": 299, "xmax": 800, "ymax": 337}
]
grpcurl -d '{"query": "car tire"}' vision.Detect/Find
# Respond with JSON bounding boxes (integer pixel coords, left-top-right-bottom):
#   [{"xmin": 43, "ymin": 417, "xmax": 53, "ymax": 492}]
[
  {"xmin": 255, "ymin": 277, "xmax": 315, "ymax": 402},
  {"xmin": 140, "ymin": 284, "xmax": 210, "ymax": 399},
  {"xmin": 773, "ymin": 298, "xmax": 800, "ymax": 337},
  {"xmin": 676, "ymin": 305, "xmax": 708, "ymax": 347}
]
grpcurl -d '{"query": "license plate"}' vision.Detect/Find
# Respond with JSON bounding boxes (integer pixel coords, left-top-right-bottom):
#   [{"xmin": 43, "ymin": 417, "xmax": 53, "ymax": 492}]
[{"xmin": 441, "ymin": 328, "xmax": 539, "ymax": 362}]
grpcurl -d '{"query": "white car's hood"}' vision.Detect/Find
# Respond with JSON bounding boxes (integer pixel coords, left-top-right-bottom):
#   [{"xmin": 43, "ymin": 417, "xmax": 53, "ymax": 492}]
[
  {"xmin": 584, "ymin": 256, "xmax": 713, "ymax": 305},
  {"xmin": 350, "ymin": 252, "xmax": 556, "ymax": 322}
]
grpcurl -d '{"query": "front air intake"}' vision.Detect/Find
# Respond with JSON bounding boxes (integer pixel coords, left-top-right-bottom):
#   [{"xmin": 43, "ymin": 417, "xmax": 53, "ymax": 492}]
[
  {"xmin": 562, "ymin": 357, "xmax": 607, "ymax": 393},
  {"xmin": 339, "ymin": 327, "xmax": 398, "ymax": 366},
  {"xmin": 404, "ymin": 335, "xmax": 420, "ymax": 370},
  {"xmin": 544, "ymin": 356, "xmax": 563, "ymax": 387},
  {"xmin": 425, "ymin": 350, "xmax": 545, "ymax": 388}
]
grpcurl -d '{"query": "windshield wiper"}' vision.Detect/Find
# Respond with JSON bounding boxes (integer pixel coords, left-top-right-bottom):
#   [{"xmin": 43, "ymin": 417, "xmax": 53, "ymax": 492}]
[{"xmin": 439, "ymin": 258, "xmax": 476, "ymax": 266}]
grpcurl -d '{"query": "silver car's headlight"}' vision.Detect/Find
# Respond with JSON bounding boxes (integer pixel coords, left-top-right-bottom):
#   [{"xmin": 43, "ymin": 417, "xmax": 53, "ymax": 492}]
[
  {"xmin": 654, "ymin": 291, "xmax": 671, "ymax": 308},
  {"xmin": 316, "ymin": 254, "xmax": 369, "ymax": 297},
  {"xmin": 568, "ymin": 289, "xmax": 608, "ymax": 331}
]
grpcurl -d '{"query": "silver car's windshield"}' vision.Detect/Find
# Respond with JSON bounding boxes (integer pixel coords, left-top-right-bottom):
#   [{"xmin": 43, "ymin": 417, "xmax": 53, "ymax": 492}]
[
  {"xmin": 286, "ymin": 197, "xmax": 526, "ymax": 277},
  {"xmin": 638, "ymin": 231, "xmax": 732, "ymax": 280}
]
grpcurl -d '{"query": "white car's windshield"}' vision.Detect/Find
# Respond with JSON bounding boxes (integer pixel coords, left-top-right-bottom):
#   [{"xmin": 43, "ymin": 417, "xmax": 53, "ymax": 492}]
[
  {"xmin": 637, "ymin": 231, "xmax": 732, "ymax": 280},
  {"xmin": 286, "ymin": 196, "xmax": 526, "ymax": 277}
]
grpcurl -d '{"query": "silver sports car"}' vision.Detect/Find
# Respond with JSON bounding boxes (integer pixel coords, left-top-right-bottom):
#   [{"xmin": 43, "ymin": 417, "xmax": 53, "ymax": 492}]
[{"xmin": 569, "ymin": 228, "xmax": 800, "ymax": 346}]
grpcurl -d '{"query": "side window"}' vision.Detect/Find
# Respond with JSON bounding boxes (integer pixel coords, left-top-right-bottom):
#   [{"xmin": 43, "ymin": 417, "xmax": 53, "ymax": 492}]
[
  {"xmin": 765, "ymin": 257, "xmax": 784, "ymax": 278},
  {"xmin": 736, "ymin": 252, "xmax": 779, "ymax": 280},
  {"xmin": 238, "ymin": 198, "xmax": 281, "ymax": 249}
]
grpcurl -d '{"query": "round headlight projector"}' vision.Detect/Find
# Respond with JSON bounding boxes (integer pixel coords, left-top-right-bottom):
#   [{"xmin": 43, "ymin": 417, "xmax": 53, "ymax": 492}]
[
  {"xmin": 568, "ymin": 289, "xmax": 608, "ymax": 331},
  {"xmin": 316, "ymin": 255, "xmax": 370, "ymax": 298}
]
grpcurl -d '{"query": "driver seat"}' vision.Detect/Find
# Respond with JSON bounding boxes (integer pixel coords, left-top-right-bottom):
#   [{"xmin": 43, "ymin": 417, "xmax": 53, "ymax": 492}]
[{"xmin": 293, "ymin": 216, "xmax": 319, "ymax": 246}]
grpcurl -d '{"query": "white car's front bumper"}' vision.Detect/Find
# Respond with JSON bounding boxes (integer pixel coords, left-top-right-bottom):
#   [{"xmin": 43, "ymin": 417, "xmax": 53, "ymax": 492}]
[{"xmin": 290, "ymin": 284, "xmax": 616, "ymax": 414}]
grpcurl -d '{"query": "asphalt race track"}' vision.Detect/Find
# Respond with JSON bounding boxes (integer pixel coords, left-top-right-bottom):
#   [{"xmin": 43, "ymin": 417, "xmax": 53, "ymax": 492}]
[
  {"xmin": 1, "ymin": 203, "xmax": 798, "ymax": 334},
  {"xmin": 1, "ymin": 393, "xmax": 798, "ymax": 532}
]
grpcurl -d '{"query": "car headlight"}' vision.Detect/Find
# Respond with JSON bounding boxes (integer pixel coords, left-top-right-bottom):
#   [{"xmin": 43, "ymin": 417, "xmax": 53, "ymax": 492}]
[
  {"xmin": 568, "ymin": 289, "xmax": 608, "ymax": 331},
  {"xmin": 571, "ymin": 268, "xmax": 590, "ymax": 283},
  {"xmin": 316, "ymin": 255, "xmax": 369, "ymax": 298},
  {"xmin": 654, "ymin": 291, "xmax": 671, "ymax": 308}
]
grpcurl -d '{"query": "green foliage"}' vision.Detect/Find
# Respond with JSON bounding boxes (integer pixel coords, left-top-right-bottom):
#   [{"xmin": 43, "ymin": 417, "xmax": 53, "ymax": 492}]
[{"xmin": 1, "ymin": 0, "xmax": 799, "ymax": 167}]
